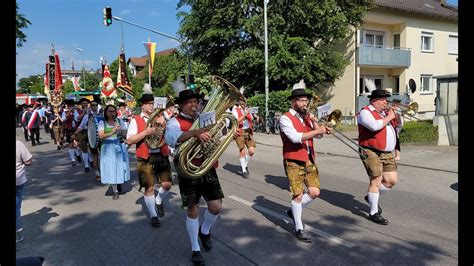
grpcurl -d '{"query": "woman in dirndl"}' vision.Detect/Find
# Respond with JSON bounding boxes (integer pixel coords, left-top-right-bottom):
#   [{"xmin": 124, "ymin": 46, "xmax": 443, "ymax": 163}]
[{"xmin": 98, "ymin": 104, "xmax": 130, "ymax": 200}]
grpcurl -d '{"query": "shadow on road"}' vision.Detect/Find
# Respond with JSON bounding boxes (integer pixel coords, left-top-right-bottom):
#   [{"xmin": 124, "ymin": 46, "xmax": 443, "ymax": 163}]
[
  {"xmin": 264, "ymin": 174, "xmax": 289, "ymax": 192},
  {"xmin": 319, "ymin": 189, "xmax": 369, "ymax": 219}
]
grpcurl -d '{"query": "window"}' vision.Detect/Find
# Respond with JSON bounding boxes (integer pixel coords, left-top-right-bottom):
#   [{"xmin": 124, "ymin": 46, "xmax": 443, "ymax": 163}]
[
  {"xmin": 448, "ymin": 35, "xmax": 458, "ymax": 55},
  {"xmin": 420, "ymin": 75, "xmax": 433, "ymax": 94},
  {"xmin": 421, "ymin": 31, "xmax": 434, "ymax": 52},
  {"xmin": 363, "ymin": 30, "xmax": 385, "ymax": 48},
  {"xmin": 359, "ymin": 76, "xmax": 384, "ymax": 94},
  {"xmin": 393, "ymin": 34, "xmax": 400, "ymax": 49}
]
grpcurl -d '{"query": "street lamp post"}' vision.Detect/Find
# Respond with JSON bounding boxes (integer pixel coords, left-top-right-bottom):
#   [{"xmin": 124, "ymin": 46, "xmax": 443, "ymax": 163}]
[
  {"xmin": 76, "ymin": 48, "xmax": 85, "ymax": 90},
  {"xmin": 264, "ymin": 0, "xmax": 270, "ymax": 133}
]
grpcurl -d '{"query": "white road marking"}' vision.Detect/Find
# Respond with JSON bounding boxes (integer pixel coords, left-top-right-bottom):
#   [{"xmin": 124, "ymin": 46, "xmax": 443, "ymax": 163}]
[{"xmin": 228, "ymin": 195, "xmax": 357, "ymax": 248}]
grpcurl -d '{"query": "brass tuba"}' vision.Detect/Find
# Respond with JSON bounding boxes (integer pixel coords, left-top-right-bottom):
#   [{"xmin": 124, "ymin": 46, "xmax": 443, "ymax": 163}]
[
  {"xmin": 145, "ymin": 108, "xmax": 166, "ymax": 149},
  {"xmin": 175, "ymin": 75, "xmax": 242, "ymax": 179}
]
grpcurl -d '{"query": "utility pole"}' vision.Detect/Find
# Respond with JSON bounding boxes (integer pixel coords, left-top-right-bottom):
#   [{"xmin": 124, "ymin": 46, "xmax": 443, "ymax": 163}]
[{"xmin": 264, "ymin": 0, "xmax": 270, "ymax": 133}]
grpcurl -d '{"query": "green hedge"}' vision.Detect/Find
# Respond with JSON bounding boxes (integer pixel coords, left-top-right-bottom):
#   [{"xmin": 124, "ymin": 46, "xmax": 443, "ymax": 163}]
[{"xmin": 399, "ymin": 121, "xmax": 438, "ymax": 144}]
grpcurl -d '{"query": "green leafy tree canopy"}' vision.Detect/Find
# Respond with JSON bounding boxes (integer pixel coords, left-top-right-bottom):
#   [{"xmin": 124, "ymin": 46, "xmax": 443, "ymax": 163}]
[{"xmin": 16, "ymin": 3, "xmax": 31, "ymax": 48}]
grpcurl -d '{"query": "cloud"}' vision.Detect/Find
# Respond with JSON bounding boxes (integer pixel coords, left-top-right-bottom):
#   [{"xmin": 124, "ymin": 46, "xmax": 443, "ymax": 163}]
[
  {"xmin": 149, "ymin": 10, "xmax": 160, "ymax": 16},
  {"xmin": 119, "ymin": 10, "xmax": 131, "ymax": 15}
]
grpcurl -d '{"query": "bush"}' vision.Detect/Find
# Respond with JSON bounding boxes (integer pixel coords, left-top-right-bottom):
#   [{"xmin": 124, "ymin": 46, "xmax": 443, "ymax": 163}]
[
  {"xmin": 247, "ymin": 89, "xmax": 314, "ymax": 117},
  {"xmin": 399, "ymin": 121, "xmax": 438, "ymax": 144}
]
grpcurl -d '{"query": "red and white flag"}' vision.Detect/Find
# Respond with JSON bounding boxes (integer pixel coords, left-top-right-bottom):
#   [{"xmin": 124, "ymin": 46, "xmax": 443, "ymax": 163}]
[{"xmin": 72, "ymin": 76, "xmax": 81, "ymax": 92}]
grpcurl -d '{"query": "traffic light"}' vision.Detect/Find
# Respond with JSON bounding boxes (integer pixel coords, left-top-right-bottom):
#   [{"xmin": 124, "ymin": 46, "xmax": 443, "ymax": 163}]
[
  {"xmin": 103, "ymin": 7, "xmax": 112, "ymax": 26},
  {"xmin": 188, "ymin": 75, "xmax": 196, "ymax": 90}
]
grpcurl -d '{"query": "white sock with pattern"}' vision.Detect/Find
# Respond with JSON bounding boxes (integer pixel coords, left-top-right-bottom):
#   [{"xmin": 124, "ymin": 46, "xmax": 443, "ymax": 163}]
[
  {"xmin": 68, "ymin": 149, "xmax": 76, "ymax": 162},
  {"xmin": 367, "ymin": 192, "xmax": 380, "ymax": 215},
  {"xmin": 82, "ymin": 152, "xmax": 90, "ymax": 168},
  {"xmin": 380, "ymin": 183, "xmax": 391, "ymax": 195},
  {"xmin": 301, "ymin": 193, "xmax": 314, "ymax": 208},
  {"xmin": 291, "ymin": 200, "xmax": 304, "ymax": 230},
  {"xmin": 186, "ymin": 216, "xmax": 201, "ymax": 251},
  {"xmin": 144, "ymin": 195, "xmax": 158, "ymax": 218},
  {"xmin": 155, "ymin": 187, "xmax": 169, "ymax": 205},
  {"xmin": 240, "ymin": 157, "xmax": 247, "ymax": 173},
  {"xmin": 201, "ymin": 209, "xmax": 218, "ymax": 235},
  {"xmin": 244, "ymin": 155, "xmax": 251, "ymax": 168}
]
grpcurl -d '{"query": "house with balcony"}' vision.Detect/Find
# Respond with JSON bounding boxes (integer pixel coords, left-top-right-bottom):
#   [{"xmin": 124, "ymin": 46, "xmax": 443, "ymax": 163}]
[{"xmin": 329, "ymin": 0, "xmax": 457, "ymax": 123}]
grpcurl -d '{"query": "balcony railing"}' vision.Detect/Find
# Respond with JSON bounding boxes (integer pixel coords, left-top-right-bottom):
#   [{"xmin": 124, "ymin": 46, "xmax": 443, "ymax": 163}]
[{"xmin": 358, "ymin": 45, "xmax": 411, "ymax": 68}]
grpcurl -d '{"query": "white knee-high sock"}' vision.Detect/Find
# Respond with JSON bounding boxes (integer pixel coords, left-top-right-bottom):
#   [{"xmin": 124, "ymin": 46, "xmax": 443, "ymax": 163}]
[
  {"xmin": 301, "ymin": 193, "xmax": 314, "ymax": 209},
  {"xmin": 186, "ymin": 217, "xmax": 201, "ymax": 251},
  {"xmin": 240, "ymin": 157, "xmax": 247, "ymax": 173},
  {"xmin": 68, "ymin": 149, "xmax": 76, "ymax": 161},
  {"xmin": 144, "ymin": 195, "xmax": 158, "ymax": 218},
  {"xmin": 379, "ymin": 183, "xmax": 391, "ymax": 195},
  {"xmin": 201, "ymin": 209, "xmax": 218, "ymax": 235},
  {"xmin": 367, "ymin": 192, "xmax": 380, "ymax": 215},
  {"xmin": 291, "ymin": 200, "xmax": 304, "ymax": 230},
  {"xmin": 82, "ymin": 152, "xmax": 90, "ymax": 167},
  {"xmin": 244, "ymin": 154, "xmax": 251, "ymax": 168},
  {"xmin": 155, "ymin": 187, "xmax": 170, "ymax": 205}
]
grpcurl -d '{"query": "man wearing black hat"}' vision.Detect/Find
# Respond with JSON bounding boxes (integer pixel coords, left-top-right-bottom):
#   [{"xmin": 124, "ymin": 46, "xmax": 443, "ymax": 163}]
[
  {"xmin": 357, "ymin": 89, "xmax": 399, "ymax": 225},
  {"xmin": 126, "ymin": 92, "xmax": 173, "ymax": 228},
  {"xmin": 278, "ymin": 80, "xmax": 332, "ymax": 243},
  {"xmin": 165, "ymin": 85, "xmax": 227, "ymax": 265}
]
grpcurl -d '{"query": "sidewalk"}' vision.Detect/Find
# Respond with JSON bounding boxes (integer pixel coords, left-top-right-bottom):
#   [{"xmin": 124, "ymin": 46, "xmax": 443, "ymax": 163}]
[{"xmin": 253, "ymin": 131, "xmax": 458, "ymax": 173}]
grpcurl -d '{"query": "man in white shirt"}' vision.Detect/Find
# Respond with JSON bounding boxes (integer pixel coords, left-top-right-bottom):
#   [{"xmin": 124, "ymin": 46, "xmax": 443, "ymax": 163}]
[
  {"xmin": 279, "ymin": 80, "xmax": 331, "ymax": 243},
  {"xmin": 127, "ymin": 92, "xmax": 173, "ymax": 228},
  {"xmin": 357, "ymin": 89, "xmax": 399, "ymax": 225},
  {"xmin": 16, "ymin": 140, "xmax": 33, "ymax": 243},
  {"xmin": 232, "ymin": 99, "xmax": 256, "ymax": 179}
]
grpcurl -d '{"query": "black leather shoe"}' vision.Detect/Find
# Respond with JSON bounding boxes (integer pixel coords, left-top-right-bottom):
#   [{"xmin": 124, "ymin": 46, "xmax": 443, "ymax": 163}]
[
  {"xmin": 112, "ymin": 192, "xmax": 119, "ymax": 200},
  {"xmin": 151, "ymin": 217, "xmax": 161, "ymax": 227},
  {"xmin": 84, "ymin": 167, "xmax": 90, "ymax": 173},
  {"xmin": 368, "ymin": 212, "xmax": 388, "ymax": 225},
  {"xmin": 191, "ymin": 251, "xmax": 205, "ymax": 265},
  {"xmin": 295, "ymin": 229, "xmax": 312, "ymax": 243},
  {"xmin": 72, "ymin": 161, "xmax": 76, "ymax": 166},
  {"xmin": 155, "ymin": 203, "xmax": 165, "ymax": 217},
  {"xmin": 364, "ymin": 195, "xmax": 382, "ymax": 214},
  {"xmin": 242, "ymin": 171, "xmax": 249, "ymax": 179},
  {"xmin": 199, "ymin": 226, "xmax": 212, "ymax": 251}
]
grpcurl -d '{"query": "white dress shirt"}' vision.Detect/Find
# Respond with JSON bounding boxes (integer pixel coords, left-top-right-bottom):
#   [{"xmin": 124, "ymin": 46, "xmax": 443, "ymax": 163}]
[
  {"xmin": 126, "ymin": 112, "xmax": 148, "ymax": 139},
  {"xmin": 165, "ymin": 112, "xmax": 194, "ymax": 148},
  {"xmin": 357, "ymin": 105, "xmax": 396, "ymax": 151}
]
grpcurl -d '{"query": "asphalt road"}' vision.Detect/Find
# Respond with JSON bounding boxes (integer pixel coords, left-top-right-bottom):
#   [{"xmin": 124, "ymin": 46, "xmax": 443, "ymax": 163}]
[{"xmin": 16, "ymin": 128, "xmax": 458, "ymax": 265}]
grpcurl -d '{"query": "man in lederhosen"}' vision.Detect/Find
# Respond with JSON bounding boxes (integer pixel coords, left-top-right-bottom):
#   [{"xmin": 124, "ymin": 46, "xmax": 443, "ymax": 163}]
[
  {"xmin": 73, "ymin": 98, "xmax": 92, "ymax": 172},
  {"xmin": 126, "ymin": 91, "xmax": 173, "ymax": 227},
  {"xmin": 232, "ymin": 99, "xmax": 256, "ymax": 179},
  {"xmin": 165, "ymin": 84, "xmax": 226, "ymax": 265},
  {"xmin": 75, "ymin": 100, "xmax": 101, "ymax": 179},
  {"xmin": 279, "ymin": 80, "xmax": 332, "ymax": 243}
]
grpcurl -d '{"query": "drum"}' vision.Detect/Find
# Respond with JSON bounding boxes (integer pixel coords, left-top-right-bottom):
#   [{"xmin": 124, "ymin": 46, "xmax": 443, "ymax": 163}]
[{"xmin": 87, "ymin": 116, "xmax": 103, "ymax": 149}]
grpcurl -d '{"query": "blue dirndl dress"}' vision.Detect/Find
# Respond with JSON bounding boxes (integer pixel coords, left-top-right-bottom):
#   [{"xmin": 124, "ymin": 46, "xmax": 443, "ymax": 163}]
[{"xmin": 99, "ymin": 119, "xmax": 130, "ymax": 185}]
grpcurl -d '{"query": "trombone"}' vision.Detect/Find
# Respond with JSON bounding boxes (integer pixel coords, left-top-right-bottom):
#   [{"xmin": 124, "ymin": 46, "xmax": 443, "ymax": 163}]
[
  {"xmin": 317, "ymin": 109, "xmax": 369, "ymax": 159},
  {"xmin": 386, "ymin": 100, "xmax": 428, "ymax": 123}
]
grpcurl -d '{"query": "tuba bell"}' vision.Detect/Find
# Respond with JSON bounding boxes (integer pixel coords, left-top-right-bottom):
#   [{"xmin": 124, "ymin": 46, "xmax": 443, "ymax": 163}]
[
  {"xmin": 175, "ymin": 75, "xmax": 242, "ymax": 179},
  {"xmin": 145, "ymin": 108, "xmax": 166, "ymax": 149}
]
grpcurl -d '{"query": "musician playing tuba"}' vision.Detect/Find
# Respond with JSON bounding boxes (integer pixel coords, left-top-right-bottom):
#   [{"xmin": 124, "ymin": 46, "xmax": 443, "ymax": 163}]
[
  {"xmin": 126, "ymin": 89, "xmax": 173, "ymax": 228},
  {"xmin": 164, "ymin": 81, "xmax": 230, "ymax": 265}
]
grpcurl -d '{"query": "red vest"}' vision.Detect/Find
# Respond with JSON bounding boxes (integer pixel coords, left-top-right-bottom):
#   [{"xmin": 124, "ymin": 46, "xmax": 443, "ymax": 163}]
[
  {"xmin": 280, "ymin": 112, "xmax": 315, "ymax": 163},
  {"xmin": 358, "ymin": 106, "xmax": 396, "ymax": 151},
  {"xmin": 134, "ymin": 115, "xmax": 170, "ymax": 159},
  {"xmin": 235, "ymin": 107, "xmax": 253, "ymax": 134},
  {"xmin": 176, "ymin": 114, "xmax": 218, "ymax": 168},
  {"xmin": 63, "ymin": 112, "xmax": 74, "ymax": 130}
]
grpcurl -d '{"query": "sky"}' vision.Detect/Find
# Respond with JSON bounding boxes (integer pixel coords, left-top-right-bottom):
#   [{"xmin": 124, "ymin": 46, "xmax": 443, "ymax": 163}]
[
  {"xmin": 16, "ymin": 0, "xmax": 458, "ymax": 89},
  {"xmin": 16, "ymin": 0, "xmax": 188, "ymax": 89}
]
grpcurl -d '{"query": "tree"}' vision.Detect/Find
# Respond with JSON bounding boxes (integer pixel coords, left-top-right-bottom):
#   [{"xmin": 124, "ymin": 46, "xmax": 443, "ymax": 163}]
[
  {"xmin": 16, "ymin": 3, "xmax": 31, "ymax": 48},
  {"xmin": 177, "ymin": 0, "xmax": 373, "ymax": 96},
  {"xmin": 80, "ymin": 71, "xmax": 101, "ymax": 91},
  {"xmin": 18, "ymin": 75, "xmax": 43, "ymax": 94}
]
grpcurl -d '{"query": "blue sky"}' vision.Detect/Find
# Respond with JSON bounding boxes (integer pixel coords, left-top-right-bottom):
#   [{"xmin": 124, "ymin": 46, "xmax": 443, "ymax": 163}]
[{"xmin": 16, "ymin": 0, "xmax": 187, "ymax": 88}]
